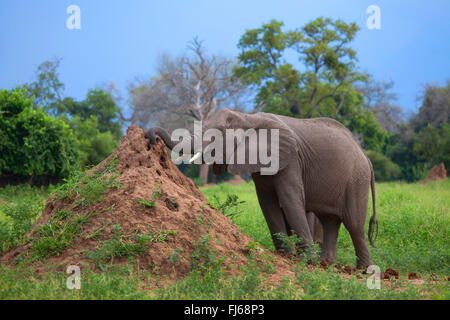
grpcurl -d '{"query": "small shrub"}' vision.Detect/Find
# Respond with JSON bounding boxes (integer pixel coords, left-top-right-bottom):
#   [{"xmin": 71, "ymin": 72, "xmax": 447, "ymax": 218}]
[
  {"xmin": 165, "ymin": 248, "xmax": 184, "ymax": 266},
  {"xmin": 31, "ymin": 210, "xmax": 96, "ymax": 259},
  {"xmin": 211, "ymin": 193, "xmax": 246, "ymax": 219},
  {"xmin": 54, "ymin": 157, "xmax": 121, "ymax": 207},
  {"xmin": 136, "ymin": 184, "xmax": 162, "ymax": 209},
  {"xmin": 0, "ymin": 198, "xmax": 44, "ymax": 253},
  {"xmin": 137, "ymin": 198, "xmax": 155, "ymax": 208},
  {"xmin": 274, "ymin": 232, "xmax": 304, "ymax": 256},
  {"xmin": 366, "ymin": 150, "xmax": 401, "ymax": 181},
  {"xmin": 85, "ymin": 225, "xmax": 176, "ymax": 270},
  {"xmin": 190, "ymin": 234, "xmax": 224, "ymax": 273}
]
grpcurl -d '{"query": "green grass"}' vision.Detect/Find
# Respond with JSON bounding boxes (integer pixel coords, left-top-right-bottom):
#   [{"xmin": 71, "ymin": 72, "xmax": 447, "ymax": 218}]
[
  {"xmin": 201, "ymin": 180, "xmax": 450, "ymax": 275},
  {"xmin": 0, "ymin": 179, "xmax": 448, "ymax": 299}
]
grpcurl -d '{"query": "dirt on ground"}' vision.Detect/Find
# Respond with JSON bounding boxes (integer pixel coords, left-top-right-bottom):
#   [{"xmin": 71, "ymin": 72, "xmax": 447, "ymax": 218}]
[{"xmin": 422, "ymin": 163, "xmax": 447, "ymax": 184}]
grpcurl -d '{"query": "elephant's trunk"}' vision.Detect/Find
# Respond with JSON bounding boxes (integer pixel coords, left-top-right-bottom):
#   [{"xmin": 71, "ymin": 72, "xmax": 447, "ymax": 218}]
[{"xmin": 146, "ymin": 127, "xmax": 196, "ymax": 154}]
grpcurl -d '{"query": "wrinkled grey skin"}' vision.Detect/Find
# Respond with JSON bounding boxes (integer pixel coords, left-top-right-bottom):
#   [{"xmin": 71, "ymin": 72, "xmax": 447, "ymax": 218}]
[{"xmin": 147, "ymin": 109, "xmax": 377, "ymax": 268}]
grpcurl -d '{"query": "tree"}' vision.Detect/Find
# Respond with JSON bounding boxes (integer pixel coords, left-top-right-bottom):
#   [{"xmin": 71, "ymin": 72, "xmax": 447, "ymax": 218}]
[
  {"xmin": 383, "ymin": 81, "xmax": 450, "ymax": 181},
  {"xmin": 384, "ymin": 125, "xmax": 425, "ymax": 182},
  {"xmin": 297, "ymin": 17, "xmax": 363, "ymax": 118},
  {"xmin": 234, "ymin": 20, "xmax": 302, "ymax": 116},
  {"xmin": 409, "ymin": 81, "xmax": 450, "ymax": 174},
  {"xmin": 26, "ymin": 59, "xmax": 124, "ymax": 140},
  {"xmin": 59, "ymin": 89, "xmax": 124, "ymax": 141},
  {"xmin": 55, "ymin": 91, "xmax": 122, "ymax": 168},
  {"xmin": 356, "ymin": 74, "xmax": 404, "ymax": 133},
  {"xmin": 235, "ymin": 18, "xmax": 386, "ymax": 150},
  {"xmin": 411, "ymin": 81, "xmax": 450, "ymax": 132},
  {"xmin": 24, "ymin": 59, "xmax": 124, "ymax": 169},
  {"xmin": 129, "ymin": 38, "xmax": 249, "ymax": 184},
  {"xmin": 26, "ymin": 58, "xmax": 65, "ymax": 113},
  {"xmin": 413, "ymin": 124, "xmax": 450, "ymax": 171},
  {"xmin": 67, "ymin": 115, "xmax": 117, "ymax": 168}
]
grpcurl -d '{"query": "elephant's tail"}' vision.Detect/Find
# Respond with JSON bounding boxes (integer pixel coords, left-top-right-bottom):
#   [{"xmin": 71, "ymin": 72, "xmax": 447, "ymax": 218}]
[{"xmin": 368, "ymin": 164, "xmax": 378, "ymax": 248}]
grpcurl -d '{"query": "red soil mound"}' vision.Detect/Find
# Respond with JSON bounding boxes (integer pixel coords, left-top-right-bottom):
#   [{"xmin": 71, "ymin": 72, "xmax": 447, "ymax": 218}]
[
  {"xmin": 0, "ymin": 125, "xmax": 291, "ymax": 281},
  {"xmin": 422, "ymin": 163, "xmax": 447, "ymax": 184}
]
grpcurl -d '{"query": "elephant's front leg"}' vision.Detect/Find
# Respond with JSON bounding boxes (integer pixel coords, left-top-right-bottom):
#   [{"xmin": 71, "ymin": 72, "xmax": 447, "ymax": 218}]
[
  {"xmin": 273, "ymin": 167, "xmax": 314, "ymax": 254},
  {"xmin": 254, "ymin": 182, "xmax": 289, "ymax": 251}
]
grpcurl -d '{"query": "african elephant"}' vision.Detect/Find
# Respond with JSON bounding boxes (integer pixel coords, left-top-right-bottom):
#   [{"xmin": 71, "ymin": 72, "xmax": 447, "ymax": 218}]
[{"xmin": 146, "ymin": 109, "xmax": 377, "ymax": 268}]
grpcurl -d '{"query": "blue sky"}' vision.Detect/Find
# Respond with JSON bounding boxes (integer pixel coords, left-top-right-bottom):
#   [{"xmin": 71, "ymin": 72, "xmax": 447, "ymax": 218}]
[{"xmin": 1, "ymin": 0, "xmax": 449, "ymax": 115}]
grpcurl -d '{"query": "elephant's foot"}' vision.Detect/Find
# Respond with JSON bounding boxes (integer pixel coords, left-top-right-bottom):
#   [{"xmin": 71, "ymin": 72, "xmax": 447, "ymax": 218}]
[
  {"xmin": 318, "ymin": 256, "xmax": 336, "ymax": 268},
  {"xmin": 356, "ymin": 258, "xmax": 373, "ymax": 270}
]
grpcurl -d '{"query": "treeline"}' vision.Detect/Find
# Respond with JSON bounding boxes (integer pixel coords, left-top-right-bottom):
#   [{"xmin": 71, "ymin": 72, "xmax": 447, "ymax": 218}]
[
  {"xmin": 0, "ymin": 59, "xmax": 123, "ymax": 185},
  {"xmin": 1, "ymin": 17, "xmax": 448, "ymax": 185}
]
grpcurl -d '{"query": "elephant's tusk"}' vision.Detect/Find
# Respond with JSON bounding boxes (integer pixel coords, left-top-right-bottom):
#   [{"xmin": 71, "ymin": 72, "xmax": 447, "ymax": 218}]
[
  {"xmin": 189, "ymin": 152, "xmax": 202, "ymax": 163},
  {"xmin": 174, "ymin": 154, "xmax": 190, "ymax": 163}
]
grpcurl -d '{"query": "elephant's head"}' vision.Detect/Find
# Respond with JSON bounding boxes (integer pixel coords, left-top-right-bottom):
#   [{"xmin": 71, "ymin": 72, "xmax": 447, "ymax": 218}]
[{"xmin": 147, "ymin": 109, "xmax": 299, "ymax": 175}]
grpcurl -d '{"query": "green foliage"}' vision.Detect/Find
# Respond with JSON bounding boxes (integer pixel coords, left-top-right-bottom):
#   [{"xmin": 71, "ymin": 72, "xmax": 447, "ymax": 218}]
[
  {"xmin": 344, "ymin": 107, "xmax": 387, "ymax": 151},
  {"xmin": 58, "ymin": 89, "xmax": 123, "ymax": 141},
  {"xmin": 165, "ymin": 248, "xmax": 184, "ymax": 266},
  {"xmin": 85, "ymin": 225, "xmax": 176, "ymax": 270},
  {"xmin": 210, "ymin": 193, "xmax": 246, "ymax": 219},
  {"xmin": 54, "ymin": 157, "xmax": 121, "ymax": 208},
  {"xmin": 190, "ymin": 233, "xmax": 225, "ymax": 274},
  {"xmin": 26, "ymin": 59, "xmax": 123, "ymax": 140},
  {"xmin": 384, "ymin": 126, "xmax": 426, "ymax": 182},
  {"xmin": 234, "ymin": 19, "xmax": 303, "ymax": 116},
  {"xmin": 31, "ymin": 210, "xmax": 95, "ymax": 259},
  {"xmin": 0, "ymin": 197, "xmax": 44, "ymax": 253},
  {"xmin": 384, "ymin": 81, "xmax": 450, "ymax": 181},
  {"xmin": 366, "ymin": 150, "xmax": 401, "ymax": 181},
  {"xmin": 414, "ymin": 123, "xmax": 450, "ymax": 171},
  {"xmin": 274, "ymin": 232, "xmax": 303, "ymax": 254},
  {"xmin": 244, "ymin": 240, "xmax": 264, "ymax": 256},
  {"xmin": 65, "ymin": 115, "xmax": 117, "ymax": 168},
  {"xmin": 137, "ymin": 198, "xmax": 155, "ymax": 208},
  {"xmin": 0, "ymin": 185, "xmax": 54, "ymax": 253},
  {"xmin": 22, "ymin": 59, "xmax": 123, "ymax": 172},
  {"xmin": 2, "ymin": 260, "xmax": 445, "ymax": 300},
  {"xmin": 25, "ymin": 58, "xmax": 64, "ymax": 111},
  {"xmin": 136, "ymin": 184, "xmax": 162, "ymax": 209},
  {"xmin": 0, "ymin": 88, "xmax": 79, "ymax": 179}
]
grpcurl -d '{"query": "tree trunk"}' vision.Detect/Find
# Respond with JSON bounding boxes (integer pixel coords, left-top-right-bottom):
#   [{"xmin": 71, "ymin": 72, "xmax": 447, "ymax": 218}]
[
  {"xmin": 199, "ymin": 164, "xmax": 209, "ymax": 185},
  {"xmin": 210, "ymin": 172, "xmax": 217, "ymax": 184}
]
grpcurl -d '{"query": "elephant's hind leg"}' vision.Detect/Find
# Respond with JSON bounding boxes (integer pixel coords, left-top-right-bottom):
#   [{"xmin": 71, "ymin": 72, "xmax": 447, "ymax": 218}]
[
  {"xmin": 342, "ymin": 185, "xmax": 373, "ymax": 268},
  {"xmin": 307, "ymin": 212, "xmax": 323, "ymax": 248}
]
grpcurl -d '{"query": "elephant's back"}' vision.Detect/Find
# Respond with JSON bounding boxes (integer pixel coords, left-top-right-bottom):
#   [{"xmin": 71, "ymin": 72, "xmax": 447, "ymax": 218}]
[
  {"xmin": 294, "ymin": 117, "xmax": 371, "ymax": 211},
  {"xmin": 301, "ymin": 118, "xmax": 370, "ymax": 175},
  {"xmin": 261, "ymin": 113, "xmax": 371, "ymax": 177}
]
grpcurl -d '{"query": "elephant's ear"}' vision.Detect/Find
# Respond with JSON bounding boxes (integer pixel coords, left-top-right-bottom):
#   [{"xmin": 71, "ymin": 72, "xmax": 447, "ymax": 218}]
[{"xmin": 226, "ymin": 115, "xmax": 298, "ymax": 175}]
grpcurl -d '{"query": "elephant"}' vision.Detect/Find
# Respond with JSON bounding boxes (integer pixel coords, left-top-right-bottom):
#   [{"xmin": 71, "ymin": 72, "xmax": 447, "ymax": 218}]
[{"xmin": 146, "ymin": 109, "xmax": 378, "ymax": 268}]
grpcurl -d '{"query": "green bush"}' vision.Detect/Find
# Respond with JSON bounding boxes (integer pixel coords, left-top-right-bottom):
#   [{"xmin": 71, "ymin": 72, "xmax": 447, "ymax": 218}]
[
  {"xmin": 65, "ymin": 115, "xmax": 117, "ymax": 168},
  {"xmin": 0, "ymin": 88, "xmax": 79, "ymax": 179},
  {"xmin": 366, "ymin": 150, "xmax": 401, "ymax": 181}
]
